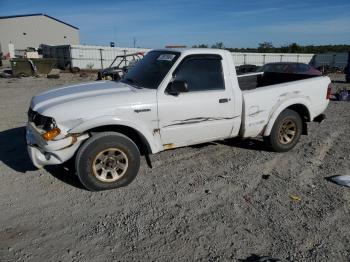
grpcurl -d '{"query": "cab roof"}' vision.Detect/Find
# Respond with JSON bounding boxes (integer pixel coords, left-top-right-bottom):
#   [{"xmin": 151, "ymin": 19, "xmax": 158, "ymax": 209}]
[{"xmin": 153, "ymin": 48, "xmax": 230, "ymax": 56}]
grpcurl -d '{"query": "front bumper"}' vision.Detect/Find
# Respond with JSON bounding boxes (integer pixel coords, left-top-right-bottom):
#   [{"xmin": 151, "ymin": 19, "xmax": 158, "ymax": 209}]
[{"xmin": 26, "ymin": 123, "xmax": 89, "ymax": 168}]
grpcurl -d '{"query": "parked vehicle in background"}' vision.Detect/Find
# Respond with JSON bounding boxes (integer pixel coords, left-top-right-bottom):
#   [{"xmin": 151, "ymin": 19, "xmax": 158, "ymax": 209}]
[
  {"xmin": 317, "ymin": 65, "xmax": 343, "ymax": 75},
  {"xmin": 258, "ymin": 62, "xmax": 322, "ymax": 76},
  {"xmin": 250, "ymin": 62, "xmax": 322, "ymax": 87},
  {"xmin": 26, "ymin": 48, "xmax": 331, "ymax": 191},
  {"xmin": 235, "ymin": 64, "xmax": 258, "ymax": 75},
  {"xmin": 97, "ymin": 52, "xmax": 144, "ymax": 80},
  {"xmin": 310, "ymin": 52, "xmax": 349, "ymax": 72}
]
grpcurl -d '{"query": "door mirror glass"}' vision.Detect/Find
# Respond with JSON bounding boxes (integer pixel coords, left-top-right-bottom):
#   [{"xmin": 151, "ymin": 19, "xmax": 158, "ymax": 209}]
[{"xmin": 167, "ymin": 80, "xmax": 188, "ymax": 96}]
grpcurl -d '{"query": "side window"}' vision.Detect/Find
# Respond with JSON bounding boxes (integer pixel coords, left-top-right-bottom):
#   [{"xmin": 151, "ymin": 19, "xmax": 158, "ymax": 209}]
[{"xmin": 174, "ymin": 57, "xmax": 225, "ymax": 91}]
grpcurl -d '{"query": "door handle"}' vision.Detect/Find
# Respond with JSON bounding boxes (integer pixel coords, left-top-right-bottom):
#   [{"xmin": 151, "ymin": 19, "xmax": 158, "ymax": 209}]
[{"xmin": 219, "ymin": 98, "xmax": 230, "ymax": 103}]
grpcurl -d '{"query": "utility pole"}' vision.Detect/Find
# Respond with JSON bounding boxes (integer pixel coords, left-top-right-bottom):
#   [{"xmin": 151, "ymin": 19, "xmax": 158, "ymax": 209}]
[
  {"xmin": 133, "ymin": 37, "xmax": 136, "ymax": 48},
  {"xmin": 113, "ymin": 26, "xmax": 117, "ymax": 46}
]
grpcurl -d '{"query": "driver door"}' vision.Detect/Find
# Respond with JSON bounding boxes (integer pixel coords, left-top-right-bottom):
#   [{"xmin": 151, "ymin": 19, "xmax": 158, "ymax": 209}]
[{"xmin": 157, "ymin": 54, "xmax": 235, "ymax": 148}]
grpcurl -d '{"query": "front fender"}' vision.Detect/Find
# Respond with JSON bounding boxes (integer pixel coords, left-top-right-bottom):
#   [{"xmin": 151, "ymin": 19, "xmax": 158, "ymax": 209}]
[
  {"xmin": 68, "ymin": 115, "xmax": 162, "ymax": 153},
  {"xmin": 263, "ymin": 96, "xmax": 312, "ymax": 137}
]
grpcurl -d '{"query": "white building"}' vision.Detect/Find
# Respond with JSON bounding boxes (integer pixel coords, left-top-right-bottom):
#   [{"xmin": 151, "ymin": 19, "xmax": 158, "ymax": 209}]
[{"xmin": 0, "ymin": 13, "xmax": 79, "ymax": 55}]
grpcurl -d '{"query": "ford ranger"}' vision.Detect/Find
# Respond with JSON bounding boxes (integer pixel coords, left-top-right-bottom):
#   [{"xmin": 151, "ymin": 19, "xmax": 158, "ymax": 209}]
[{"xmin": 26, "ymin": 48, "xmax": 331, "ymax": 191}]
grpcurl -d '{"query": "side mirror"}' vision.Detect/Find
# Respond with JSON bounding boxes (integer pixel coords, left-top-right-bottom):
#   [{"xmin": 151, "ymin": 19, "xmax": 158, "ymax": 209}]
[{"xmin": 167, "ymin": 80, "xmax": 188, "ymax": 96}]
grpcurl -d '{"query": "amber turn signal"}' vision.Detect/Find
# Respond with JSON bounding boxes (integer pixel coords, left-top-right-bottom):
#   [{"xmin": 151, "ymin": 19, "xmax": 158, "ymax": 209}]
[{"xmin": 42, "ymin": 128, "xmax": 61, "ymax": 141}]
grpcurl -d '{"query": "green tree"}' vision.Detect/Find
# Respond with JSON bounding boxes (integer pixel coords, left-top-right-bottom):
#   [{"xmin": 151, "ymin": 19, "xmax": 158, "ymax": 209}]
[
  {"xmin": 192, "ymin": 44, "xmax": 208, "ymax": 48},
  {"xmin": 202, "ymin": 42, "xmax": 350, "ymax": 54},
  {"xmin": 289, "ymin": 43, "xmax": 302, "ymax": 53},
  {"xmin": 258, "ymin": 42, "xmax": 274, "ymax": 53},
  {"xmin": 211, "ymin": 42, "xmax": 225, "ymax": 49}
]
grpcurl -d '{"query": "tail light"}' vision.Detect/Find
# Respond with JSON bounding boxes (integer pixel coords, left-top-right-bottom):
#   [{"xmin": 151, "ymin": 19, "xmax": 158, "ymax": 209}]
[{"xmin": 326, "ymin": 83, "xmax": 332, "ymax": 100}]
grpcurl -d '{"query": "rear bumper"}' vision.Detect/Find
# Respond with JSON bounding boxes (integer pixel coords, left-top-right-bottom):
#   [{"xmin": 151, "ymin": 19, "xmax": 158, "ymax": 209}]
[{"xmin": 26, "ymin": 123, "xmax": 89, "ymax": 168}]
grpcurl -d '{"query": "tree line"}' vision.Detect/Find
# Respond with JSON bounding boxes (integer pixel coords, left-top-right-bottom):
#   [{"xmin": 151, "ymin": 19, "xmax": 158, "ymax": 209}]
[{"xmin": 192, "ymin": 42, "xmax": 350, "ymax": 54}]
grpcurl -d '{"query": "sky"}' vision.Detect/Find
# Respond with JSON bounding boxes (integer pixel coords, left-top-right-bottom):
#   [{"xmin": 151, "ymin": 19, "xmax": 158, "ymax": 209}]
[{"xmin": 0, "ymin": 0, "xmax": 350, "ymax": 49}]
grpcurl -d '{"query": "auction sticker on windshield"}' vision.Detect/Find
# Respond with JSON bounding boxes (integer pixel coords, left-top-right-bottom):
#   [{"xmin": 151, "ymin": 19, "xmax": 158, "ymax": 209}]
[{"xmin": 157, "ymin": 54, "xmax": 176, "ymax": 61}]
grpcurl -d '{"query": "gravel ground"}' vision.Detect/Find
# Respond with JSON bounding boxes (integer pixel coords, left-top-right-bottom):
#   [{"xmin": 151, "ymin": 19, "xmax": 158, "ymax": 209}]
[{"xmin": 0, "ymin": 73, "xmax": 349, "ymax": 262}]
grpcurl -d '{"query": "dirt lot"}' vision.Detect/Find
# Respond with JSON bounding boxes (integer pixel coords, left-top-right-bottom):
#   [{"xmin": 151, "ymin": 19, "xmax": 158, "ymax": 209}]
[{"xmin": 0, "ymin": 73, "xmax": 349, "ymax": 262}]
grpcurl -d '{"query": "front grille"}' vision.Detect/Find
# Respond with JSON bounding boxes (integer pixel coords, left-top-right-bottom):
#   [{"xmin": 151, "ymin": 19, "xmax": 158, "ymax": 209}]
[{"xmin": 28, "ymin": 108, "xmax": 56, "ymax": 131}]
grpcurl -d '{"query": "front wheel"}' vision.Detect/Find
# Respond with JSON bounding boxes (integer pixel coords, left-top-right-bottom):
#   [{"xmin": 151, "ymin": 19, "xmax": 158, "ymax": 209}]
[
  {"xmin": 264, "ymin": 109, "xmax": 302, "ymax": 152},
  {"xmin": 75, "ymin": 132, "xmax": 140, "ymax": 191}
]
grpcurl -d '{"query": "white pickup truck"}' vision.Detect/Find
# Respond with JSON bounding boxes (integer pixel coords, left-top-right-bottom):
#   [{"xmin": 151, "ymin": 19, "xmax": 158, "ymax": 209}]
[{"xmin": 26, "ymin": 48, "xmax": 331, "ymax": 191}]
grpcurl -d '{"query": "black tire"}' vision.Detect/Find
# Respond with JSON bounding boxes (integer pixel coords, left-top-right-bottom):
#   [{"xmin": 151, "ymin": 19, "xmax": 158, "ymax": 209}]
[
  {"xmin": 112, "ymin": 72, "xmax": 121, "ymax": 81},
  {"xmin": 264, "ymin": 109, "xmax": 303, "ymax": 152},
  {"xmin": 75, "ymin": 132, "xmax": 140, "ymax": 191},
  {"xmin": 70, "ymin": 67, "xmax": 80, "ymax": 73}
]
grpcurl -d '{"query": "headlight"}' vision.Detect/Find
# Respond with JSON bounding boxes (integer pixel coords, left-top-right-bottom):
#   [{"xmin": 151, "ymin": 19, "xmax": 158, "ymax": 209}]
[{"xmin": 28, "ymin": 108, "xmax": 57, "ymax": 131}]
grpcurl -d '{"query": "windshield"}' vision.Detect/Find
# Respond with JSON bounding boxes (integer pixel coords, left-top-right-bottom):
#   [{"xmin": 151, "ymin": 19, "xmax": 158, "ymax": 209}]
[{"xmin": 121, "ymin": 50, "xmax": 180, "ymax": 89}]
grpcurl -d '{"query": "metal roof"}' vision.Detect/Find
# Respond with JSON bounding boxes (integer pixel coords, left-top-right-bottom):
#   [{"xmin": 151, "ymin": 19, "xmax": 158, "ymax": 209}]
[{"xmin": 0, "ymin": 13, "xmax": 79, "ymax": 30}]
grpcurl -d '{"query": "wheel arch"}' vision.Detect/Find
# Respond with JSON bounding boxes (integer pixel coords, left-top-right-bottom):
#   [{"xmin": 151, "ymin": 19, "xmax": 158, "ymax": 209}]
[
  {"xmin": 69, "ymin": 116, "xmax": 162, "ymax": 154},
  {"xmin": 264, "ymin": 100, "xmax": 312, "ymax": 137},
  {"xmin": 86, "ymin": 125, "xmax": 153, "ymax": 156},
  {"xmin": 285, "ymin": 104, "xmax": 310, "ymax": 135}
]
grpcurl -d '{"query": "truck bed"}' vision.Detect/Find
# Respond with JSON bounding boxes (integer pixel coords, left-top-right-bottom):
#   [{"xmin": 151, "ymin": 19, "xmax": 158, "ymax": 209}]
[
  {"xmin": 238, "ymin": 72, "xmax": 320, "ymax": 91},
  {"xmin": 239, "ymin": 75, "xmax": 330, "ymax": 138}
]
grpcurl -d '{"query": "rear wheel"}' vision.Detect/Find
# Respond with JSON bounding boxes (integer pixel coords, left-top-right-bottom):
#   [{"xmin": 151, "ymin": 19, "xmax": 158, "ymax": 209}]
[
  {"xmin": 264, "ymin": 109, "xmax": 302, "ymax": 152},
  {"xmin": 76, "ymin": 132, "xmax": 140, "ymax": 191}
]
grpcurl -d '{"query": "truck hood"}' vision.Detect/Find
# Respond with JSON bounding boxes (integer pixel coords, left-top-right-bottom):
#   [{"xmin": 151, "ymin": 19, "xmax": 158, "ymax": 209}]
[{"xmin": 30, "ymin": 81, "xmax": 157, "ymax": 124}]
